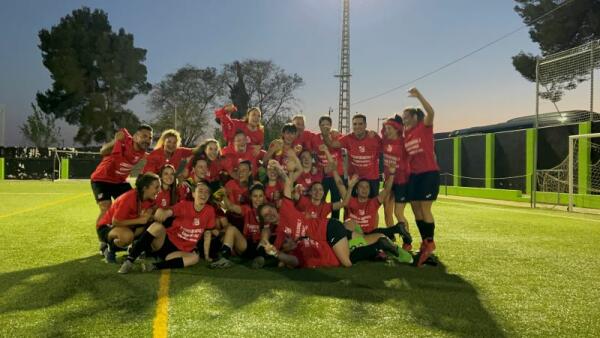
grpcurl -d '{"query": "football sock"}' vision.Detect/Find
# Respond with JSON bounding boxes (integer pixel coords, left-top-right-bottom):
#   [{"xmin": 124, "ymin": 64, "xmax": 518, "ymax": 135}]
[
  {"xmin": 350, "ymin": 242, "xmax": 382, "ymax": 263},
  {"xmin": 415, "ymin": 219, "xmax": 426, "ymax": 240},
  {"xmin": 220, "ymin": 244, "xmax": 232, "ymax": 259},
  {"xmin": 127, "ymin": 231, "xmax": 155, "ymax": 262},
  {"xmin": 155, "ymin": 257, "xmax": 184, "ymax": 270},
  {"xmin": 422, "ymin": 221, "xmax": 435, "ymax": 240}
]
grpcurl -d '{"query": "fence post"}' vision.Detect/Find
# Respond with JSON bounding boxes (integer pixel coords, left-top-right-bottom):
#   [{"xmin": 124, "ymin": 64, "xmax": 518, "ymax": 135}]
[
  {"xmin": 453, "ymin": 137, "xmax": 461, "ymax": 187},
  {"xmin": 0, "ymin": 157, "xmax": 4, "ymax": 180},
  {"xmin": 485, "ymin": 133, "xmax": 495, "ymax": 189},
  {"xmin": 578, "ymin": 122, "xmax": 592, "ymax": 195},
  {"xmin": 60, "ymin": 158, "xmax": 69, "ymax": 180},
  {"xmin": 526, "ymin": 128, "xmax": 537, "ymax": 195}
]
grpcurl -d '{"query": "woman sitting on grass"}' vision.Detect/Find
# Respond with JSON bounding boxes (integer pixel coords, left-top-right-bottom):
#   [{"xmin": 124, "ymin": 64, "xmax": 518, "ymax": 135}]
[
  {"xmin": 97, "ymin": 172, "xmax": 160, "ymax": 263},
  {"xmin": 118, "ymin": 180, "xmax": 216, "ymax": 273}
]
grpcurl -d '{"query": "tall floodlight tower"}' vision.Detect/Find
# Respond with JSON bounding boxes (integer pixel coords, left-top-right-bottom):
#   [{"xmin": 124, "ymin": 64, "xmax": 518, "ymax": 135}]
[{"xmin": 335, "ymin": 0, "xmax": 351, "ymax": 134}]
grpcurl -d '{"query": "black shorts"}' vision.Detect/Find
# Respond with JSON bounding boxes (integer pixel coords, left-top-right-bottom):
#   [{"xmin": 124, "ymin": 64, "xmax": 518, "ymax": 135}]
[
  {"xmin": 155, "ymin": 236, "xmax": 181, "ymax": 260},
  {"xmin": 326, "ymin": 218, "xmax": 353, "ymax": 246},
  {"xmin": 407, "ymin": 171, "xmax": 440, "ymax": 201},
  {"xmin": 207, "ymin": 180, "xmax": 222, "ymax": 194},
  {"xmin": 91, "ymin": 181, "xmax": 132, "ymax": 202},
  {"xmin": 240, "ymin": 241, "xmax": 261, "ymax": 259},
  {"xmin": 392, "ymin": 183, "xmax": 409, "ymax": 203},
  {"xmin": 97, "ymin": 225, "xmax": 112, "ymax": 242},
  {"xmin": 351, "ymin": 178, "xmax": 380, "ymax": 199}
]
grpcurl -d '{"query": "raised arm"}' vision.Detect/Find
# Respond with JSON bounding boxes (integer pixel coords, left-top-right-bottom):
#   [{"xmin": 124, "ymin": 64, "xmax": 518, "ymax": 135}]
[
  {"xmin": 269, "ymin": 160, "xmax": 293, "ymax": 199},
  {"xmin": 341, "ymin": 174, "xmax": 359, "ymax": 208},
  {"xmin": 99, "ymin": 130, "xmax": 124, "ymax": 156},
  {"xmin": 332, "ymin": 162, "xmax": 348, "ymax": 198},
  {"xmin": 408, "ymin": 87, "xmax": 434, "ymax": 126},
  {"xmin": 222, "ymin": 193, "xmax": 242, "ymax": 215}
]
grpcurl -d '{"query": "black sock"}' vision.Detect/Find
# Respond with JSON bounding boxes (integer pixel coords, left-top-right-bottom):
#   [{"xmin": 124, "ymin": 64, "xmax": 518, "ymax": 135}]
[
  {"xmin": 220, "ymin": 244, "xmax": 232, "ymax": 259},
  {"xmin": 127, "ymin": 231, "xmax": 155, "ymax": 262},
  {"xmin": 350, "ymin": 243, "xmax": 382, "ymax": 263},
  {"xmin": 155, "ymin": 257, "xmax": 184, "ymax": 270},
  {"xmin": 421, "ymin": 221, "xmax": 435, "ymax": 240},
  {"xmin": 256, "ymin": 245, "xmax": 268, "ymax": 258},
  {"xmin": 371, "ymin": 227, "xmax": 397, "ymax": 241},
  {"xmin": 395, "ymin": 222, "xmax": 412, "ymax": 245},
  {"xmin": 415, "ymin": 220, "xmax": 426, "ymax": 241}
]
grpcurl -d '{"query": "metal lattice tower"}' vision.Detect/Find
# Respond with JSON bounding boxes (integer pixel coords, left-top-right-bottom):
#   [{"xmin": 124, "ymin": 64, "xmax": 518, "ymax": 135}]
[{"xmin": 335, "ymin": 0, "xmax": 351, "ymax": 134}]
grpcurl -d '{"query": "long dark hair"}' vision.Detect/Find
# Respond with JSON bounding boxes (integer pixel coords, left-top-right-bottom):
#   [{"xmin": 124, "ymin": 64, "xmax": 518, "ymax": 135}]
[
  {"xmin": 159, "ymin": 164, "xmax": 178, "ymax": 206},
  {"xmin": 135, "ymin": 172, "xmax": 159, "ymax": 212}
]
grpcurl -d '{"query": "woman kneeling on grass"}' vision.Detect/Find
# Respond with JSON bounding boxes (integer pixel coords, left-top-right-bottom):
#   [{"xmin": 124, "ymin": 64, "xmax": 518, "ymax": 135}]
[
  {"xmin": 97, "ymin": 173, "xmax": 160, "ymax": 263},
  {"xmin": 118, "ymin": 180, "xmax": 216, "ymax": 273}
]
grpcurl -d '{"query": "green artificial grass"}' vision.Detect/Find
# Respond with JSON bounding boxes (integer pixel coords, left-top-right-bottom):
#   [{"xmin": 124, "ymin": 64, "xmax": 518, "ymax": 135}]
[{"xmin": 0, "ymin": 180, "xmax": 599, "ymax": 337}]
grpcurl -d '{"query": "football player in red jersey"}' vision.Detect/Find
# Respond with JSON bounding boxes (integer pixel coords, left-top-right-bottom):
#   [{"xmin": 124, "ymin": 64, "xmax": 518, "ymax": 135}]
[
  {"xmin": 291, "ymin": 114, "xmax": 315, "ymax": 151},
  {"xmin": 211, "ymin": 183, "xmax": 272, "ymax": 269},
  {"xmin": 96, "ymin": 173, "xmax": 160, "ymax": 263},
  {"xmin": 142, "ymin": 129, "xmax": 193, "ymax": 176},
  {"xmin": 119, "ymin": 180, "xmax": 216, "ymax": 273},
  {"xmin": 215, "ymin": 104, "xmax": 264, "ymax": 153},
  {"xmin": 294, "ymin": 149, "xmax": 324, "ymax": 193},
  {"xmin": 221, "ymin": 130, "xmax": 264, "ymax": 179},
  {"xmin": 381, "ymin": 116, "xmax": 413, "ymax": 251},
  {"xmin": 323, "ymin": 114, "xmax": 382, "ymax": 198},
  {"xmin": 154, "ymin": 165, "xmax": 188, "ymax": 209},
  {"xmin": 402, "ymin": 87, "xmax": 440, "ymax": 267},
  {"xmin": 91, "ymin": 125, "xmax": 153, "ymax": 224},
  {"xmin": 312, "ymin": 116, "xmax": 345, "ymax": 220},
  {"xmin": 263, "ymin": 123, "xmax": 301, "ymax": 170}
]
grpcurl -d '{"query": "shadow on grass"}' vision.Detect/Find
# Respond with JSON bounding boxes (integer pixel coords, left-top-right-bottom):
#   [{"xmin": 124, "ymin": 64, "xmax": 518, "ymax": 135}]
[{"xmin": 0, "ymin": 255, "xmax": 508, "ymax": 337}]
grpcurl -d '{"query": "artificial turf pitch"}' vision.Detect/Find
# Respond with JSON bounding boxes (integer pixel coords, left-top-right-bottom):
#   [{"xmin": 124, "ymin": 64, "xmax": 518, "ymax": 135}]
[{"xmin": 0, "ymin": 180, "xmax": 599, "ymax": 337}]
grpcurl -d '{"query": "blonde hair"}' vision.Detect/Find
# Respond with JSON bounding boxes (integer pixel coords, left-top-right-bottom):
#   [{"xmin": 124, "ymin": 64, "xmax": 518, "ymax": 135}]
[
  {"xmin": 243, "ymin": 107, "xmax": 264, "ymax": 129},
  {"xmin": 154, "ymin": 129, "xmax": 182, "ymax": 150}
]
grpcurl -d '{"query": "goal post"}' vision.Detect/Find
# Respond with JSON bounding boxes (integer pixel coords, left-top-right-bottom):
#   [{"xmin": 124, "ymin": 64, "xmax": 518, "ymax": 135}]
[{"xmin": 568, "ymin": 132, "xmax": 600, "ymax": 211}]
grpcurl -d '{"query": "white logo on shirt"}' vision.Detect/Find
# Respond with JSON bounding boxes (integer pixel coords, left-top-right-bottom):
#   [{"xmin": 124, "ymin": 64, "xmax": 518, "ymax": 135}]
[
  {"xmin": 193, "ymin": 218, "xmax": 200, "ymax": 226},
  {"xmin": 359, "ymin": 146, "xmax": 365, "ymax": 153}
]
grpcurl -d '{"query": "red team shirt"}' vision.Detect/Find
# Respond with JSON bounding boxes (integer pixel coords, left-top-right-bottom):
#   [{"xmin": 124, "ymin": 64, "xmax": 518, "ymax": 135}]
[
  {"xmin": 91, "ymin": 129, "xmax": 146, "ymax": 184},
  {"xmin": 403, "ymin": 122, "xmax": 439, "ymax": 174},
  {"xmin": 292, "ymin": 238, "xmax": 340, "ymax": 268},
  {"xmin": 340, "ymin": 133, "xmax": 382, "ymax": 180},
  {"xmin": 312, "ymin": 132, "xmax": 344, "ymax": 177},
  {"xmin": 97, "ymin": 189, "xmax": 154, "ymax": 228},
  {"xmin": 142, "ymin": 147, "xmax": 193, "ymax": 174},
  {"xmin": 225, "ymin": 179, "xmax": 250, "ymax": 205},
  {"xmin": 155, "ymin": 186, "xmax": 189, "ymax": 209},
  {"xmin": 292, "ymin": 130, "xmax": 315, "ymax": 151},
  {"xmin": 295, "ymin": 170, "xmax": 324, "ymax": 192},
  {"xmin": 215, "ymin": 107, "xmax": 264, "ymax": 147},
  {"xmin": 167, "ymin": 201, "xmax": 216, "ymax": 252},
  {"xmin": 382, "ymin": 138, "xmax": 409, "ymax": 185},
  {"xmin": 240, "ymin": 205, "xmax": 262, "ymax": 243},
  {"xmin": 296, "ymin": 196, "xmax": 333, "ymax": 219},
  {"xmin": 221, "ymin": 145, "xmax": 264, "ymax": 178},
  {"xmin": 345, "ymin": 197, "xmax": 381, "ymax": 233},
  {"xmin": 273, "ymin": 198, "xmax": 328, "ymax": 249},
  {"xmin": 265, "ymin": 181, "xmax": 284, "ymax": 204}
]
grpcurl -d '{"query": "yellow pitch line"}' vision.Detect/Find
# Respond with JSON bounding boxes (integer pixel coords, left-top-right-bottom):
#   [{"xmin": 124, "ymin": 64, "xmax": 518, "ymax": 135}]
[
  {"xmin": 0, "ymin": 192, "xmax": 88, "ymax": 219},
  {"xmin": 153, "ymin": 270, "xmax": 171, "ymax": 338}
]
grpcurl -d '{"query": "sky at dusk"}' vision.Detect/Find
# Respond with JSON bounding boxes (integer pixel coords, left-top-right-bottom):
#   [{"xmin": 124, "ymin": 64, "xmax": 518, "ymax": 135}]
[{"xmin": 0, "ymin": 0, "xmax": 596, "ymax": 146}]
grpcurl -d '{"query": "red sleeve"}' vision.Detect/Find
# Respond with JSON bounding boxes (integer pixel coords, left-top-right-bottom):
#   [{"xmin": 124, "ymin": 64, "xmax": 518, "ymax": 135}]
[
  {"xmin": 215, "ymin": 108, "xmax": 235, "ymax": 142},
  {"xmin": 339, "ymin": 134, "xmax": 349, "ymax": 149},
  {"xmin": 142, "ymin": 151, "xmax": 161, "ymax": 174},
  {"xmin": 274, "ymin": 228, "xmax": 285, "ymax": 250},
  {"xmin": 113, "ymin": 193, "xmax": 137, "ymax": 222},
  {"xmin": 204, "ymin": 206, "xmax": 216, "ymax": 229}
]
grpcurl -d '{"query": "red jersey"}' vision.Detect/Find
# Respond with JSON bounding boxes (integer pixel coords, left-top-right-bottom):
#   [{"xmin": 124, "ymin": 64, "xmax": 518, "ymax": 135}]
[
  {"xmin": 225, "ymin": 179, "xmax": 250, "ymax": 205},
  {"xmin": 221, "ymin": 145, "xmax": 264, "ymax": 178},
  {"xmin": 264, "ymin": 181, "xmax": 283, "ymax": 204},
  {"xmin": 345, "ymin": 197, "xmax": 381, "ymax": 233},
  {"xmin": 240, "ymin": 204, "xmax": 262, "ymax": 243},
  {"xmin": 292, "ymin": 238, "xmax": 340, "ymax": 268},
  {"xmin": 167, "ymin": 201, "xmax": 216, "ymax": 252},
  {"xmin": 142, "ymin": 147, "xmax": 193, "ymax": 174},
  {"xmin": 91, "ymin": 129, "xmax": 147, "ymax": 184},
  {"xmin": 292, "ymin": 130, "xmax": 315, "ymax": 151},
  {"xmin": 97, "ymin": 189, "xmax": 154, "ymax": 228},
  {"xmin": 382, "ymin": 137, "xmax": 409, "ymax": 184},
  {"xmin": 155, "ymin": 185, "xmax": 188, "ymax": 209},
  {"xmin": 404, "ymin": 122, "xmax": 439, "ymax": 174},
  {"xmin": 295, "ymin": 170, "xmax": 324, "ymax": 192},
  {"xmin": 215, "ymin": 107, "xmax": 264, "ymax": 147},
  {"xmin": 273, "ymin": 198, "xmax": 328, "ymax": 249},
  {"xmin": 312, "ymin": 133, "xmax": 344, "ymax": 177},
  {"xmin": 340, "ymin": 133, "xmax": 382, "ymax": 180},
  {"xmin": 296, "ymin": 196, "xmax": 332, "ymax": 219},
  {"xmin": 185, "ymin": 158, "xmax": 224, "ymax": 183}
]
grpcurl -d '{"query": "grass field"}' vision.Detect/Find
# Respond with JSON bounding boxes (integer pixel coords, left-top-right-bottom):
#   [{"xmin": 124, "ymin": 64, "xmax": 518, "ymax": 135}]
[{"xmin": 1, "ymin": 180, "xmax": 599, "ymax": 337}]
